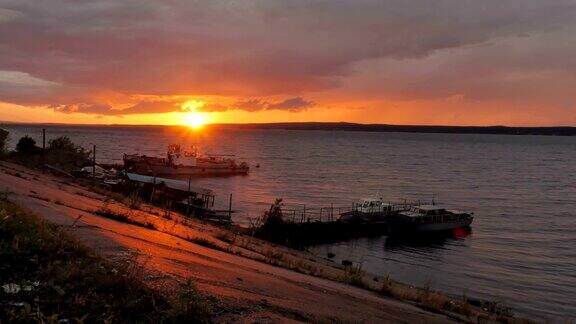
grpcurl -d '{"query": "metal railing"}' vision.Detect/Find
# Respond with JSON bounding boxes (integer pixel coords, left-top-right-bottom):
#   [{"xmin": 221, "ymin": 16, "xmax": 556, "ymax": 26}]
[{"xmin": 278, "ymin": 199, "xmax": 435, "ymax": 224}]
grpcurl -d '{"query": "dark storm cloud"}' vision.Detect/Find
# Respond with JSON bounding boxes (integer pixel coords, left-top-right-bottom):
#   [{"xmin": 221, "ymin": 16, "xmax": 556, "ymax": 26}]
[
  {"xmin": 52, "ymin": 100, "xmax": 179, "ymax": 115},
  {"xmin": 198, "ymin": 97, "xmax": 314, "ymax": 113},
  {"xmin": 1, "ymin": 0, "xmax": 576, "ymax": 114},
  {"xmin": 233, "ymin": 99, "xmax": 268, "ymax": 112},
  {"xmin": 267, "ymin": 97, "xmax": 315, "ymax": 112}
]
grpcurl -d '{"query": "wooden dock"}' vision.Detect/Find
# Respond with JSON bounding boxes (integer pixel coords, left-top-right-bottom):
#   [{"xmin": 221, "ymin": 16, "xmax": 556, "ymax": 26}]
[{"xmin": 254, "ymin": 201, "xmax": 421, "ymax": 247}]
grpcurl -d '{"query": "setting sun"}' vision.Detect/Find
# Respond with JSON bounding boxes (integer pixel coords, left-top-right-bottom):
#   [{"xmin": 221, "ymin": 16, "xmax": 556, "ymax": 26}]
[
  {"xmin": 183, "ymin": 112, "xmax": 209, "ymax": 129},
  {"xmin": 181, "ymin": 100, "xmax": 210, "ymax": 129}
]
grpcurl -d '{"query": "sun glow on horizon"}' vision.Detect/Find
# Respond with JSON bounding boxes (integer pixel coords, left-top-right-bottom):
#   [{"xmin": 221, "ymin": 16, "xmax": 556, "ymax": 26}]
[
  {"xmin": 181, "ymin": 100, "xmax": 210, "ymax": 129},
  {"xmin": 182, "ymin": 111, "xmax": 209, "ymax": 129}
]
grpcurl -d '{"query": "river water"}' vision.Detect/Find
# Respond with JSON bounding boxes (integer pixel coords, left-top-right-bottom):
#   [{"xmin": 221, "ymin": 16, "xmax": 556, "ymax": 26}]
[{"xmin": 3, "ymin": 124, "xmax": 575, "ymax": 320}]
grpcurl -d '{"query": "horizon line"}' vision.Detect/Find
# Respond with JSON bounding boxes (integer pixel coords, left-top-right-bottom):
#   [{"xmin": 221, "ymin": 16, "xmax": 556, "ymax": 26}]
[{"xmin": 2, "ymin": 120, "xmax": 576, "ymax": 129}]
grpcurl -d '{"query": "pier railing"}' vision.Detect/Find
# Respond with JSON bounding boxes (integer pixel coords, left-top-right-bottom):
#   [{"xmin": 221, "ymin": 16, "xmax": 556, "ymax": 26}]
[
  {"xmin": 281, "ymin": 205, "xmax": 351, "ymax": 223},
  {"xmin": 279, "ymin": 200, "xmax": 428, "ymax": 224}
]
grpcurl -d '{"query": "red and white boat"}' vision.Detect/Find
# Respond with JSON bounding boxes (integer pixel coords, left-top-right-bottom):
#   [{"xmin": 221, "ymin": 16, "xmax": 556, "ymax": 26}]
[{"xmin": 123, "ymin": 145, "xmax": 249, "ymax": 177}]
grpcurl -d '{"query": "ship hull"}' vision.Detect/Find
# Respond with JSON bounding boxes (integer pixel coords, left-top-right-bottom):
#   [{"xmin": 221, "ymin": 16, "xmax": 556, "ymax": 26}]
[
  {"xmin": 339, "ymin": 210, "xmax": 393, "ymax": 223},
  {"xmin": 130, "ymin": 165, "xmax": 249, "ymax": 177},
  {"xmin": 388, "ymin": 216, "xmax": 473, "ymax": 233}
]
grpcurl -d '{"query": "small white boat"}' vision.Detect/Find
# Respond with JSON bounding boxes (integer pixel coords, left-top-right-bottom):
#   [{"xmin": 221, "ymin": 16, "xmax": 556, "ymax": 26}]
[
  {"xmin": 339, "ymin": 198, "xmax": 397, "ymax": 222},
  {"xmin": 388, "ymin": 205, "xmax": 473, "ymax": 233}
]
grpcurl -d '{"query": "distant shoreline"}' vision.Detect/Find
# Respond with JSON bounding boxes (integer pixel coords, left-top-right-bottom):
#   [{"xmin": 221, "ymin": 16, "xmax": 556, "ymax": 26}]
[
  {"xmin": 212, "ymin": 122, "xmax": 576, "ymax": 136},
  {"xmin": 3, "ymin": 121, "xmax": 576, "ymax": 136}
]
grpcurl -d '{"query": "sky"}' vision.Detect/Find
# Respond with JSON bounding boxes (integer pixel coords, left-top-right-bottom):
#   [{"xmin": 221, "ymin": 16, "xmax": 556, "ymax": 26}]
[{"xmin": 1, "ymin": 0, "xmax": 576, "ymax": 126}]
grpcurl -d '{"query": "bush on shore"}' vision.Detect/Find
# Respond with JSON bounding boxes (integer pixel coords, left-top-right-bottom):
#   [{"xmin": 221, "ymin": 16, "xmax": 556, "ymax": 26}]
[
  {"xmin": 252, "ymin": 199, "xmax": 291, "ymax": 242},
  {"xmin": 260, "ymin": 198, "xmax": 285, "ymax": 230},
  {"xmin": 46, "ymin": 136, "xmax": 91, "ymax": 170},
  {"xmin": 15, "ymin": 135, "xmax": 40, "ymax": 155},
  {"xmin": 4, "ymin": 135, "xmax": 91, "ymax": 172},
  {"xmin": 0, "ymin": 129, "xmax": 8, "ymax": 155}
]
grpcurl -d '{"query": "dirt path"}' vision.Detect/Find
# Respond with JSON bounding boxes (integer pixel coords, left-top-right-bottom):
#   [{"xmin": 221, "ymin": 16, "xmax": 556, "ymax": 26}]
[{"xmin": 0, "ymin": 161, "xmax": 455, "ymax": 323}]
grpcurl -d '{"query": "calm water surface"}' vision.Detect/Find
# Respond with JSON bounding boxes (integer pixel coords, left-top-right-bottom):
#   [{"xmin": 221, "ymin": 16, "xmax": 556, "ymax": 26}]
[{"xmin": 3, "ymin": 124, "xmax": 575, "ymax": 320}]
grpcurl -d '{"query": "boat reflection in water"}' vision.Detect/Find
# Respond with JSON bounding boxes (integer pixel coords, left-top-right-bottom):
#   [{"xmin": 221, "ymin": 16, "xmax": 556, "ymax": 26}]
[{"xmin": 384, "ymin": 227, "xmax": 472, "ymax": 250}]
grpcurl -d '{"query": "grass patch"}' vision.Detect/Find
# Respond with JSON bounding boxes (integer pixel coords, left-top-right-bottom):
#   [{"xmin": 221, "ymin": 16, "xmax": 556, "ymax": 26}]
[
  {"xmin": 94, "ymin": 206, "xmax": 156, "ymax": 230},
  {"xmin": 341, "ymin": 265, "xmax": 369, "ymax": 289},
  {"xmin": 467, "ymin": 298, "xmax": 514, "ymax": 318},
  {"xmin": 0, "ymin": 198, "xmax": 211, "ymax": 323},
  {"xmin": 186, "ymin": 237, "xmax": 226, "ymax": 252},
  {"xmin": 215, "ymin": 232, "xmax": 235, "ymax": 244},
  {"xmin": 166, "ymin": 279, "xmax": 212, "ymax": 321},
  {"xmin": 259, "ymin": 248, "xmax": 324, "ymax": 277},
  {"xmin": 263, "ymin": 248, "xmax": 286, "ymax": 263},
  {"xmin": 377, "ymin": 273, "xmax": 523, "ymax": 322}
]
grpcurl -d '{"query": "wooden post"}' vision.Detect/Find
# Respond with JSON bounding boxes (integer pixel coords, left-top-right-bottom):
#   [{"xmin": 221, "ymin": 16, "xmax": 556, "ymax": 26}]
[
  {"xmin": 42, "ymin": 129, "xmax": 46, "ymax": 174},
  {"xmin": 187, "ymin": 176, "xmax": 192, "ymax": 215},
  {"xmin": 150, "ymin": 174, "xmax": 156, "ymax": 202},
  {"xmin": 331, "ymin": 203, "xmax": 334, "ymax": 222},
  {"xmin": 92, "ymin": 144, "xmax": 96, "ymax": 180},
  {"xmin": 228, "ymin": 193, "xmax": 233, "ymax": 222}
]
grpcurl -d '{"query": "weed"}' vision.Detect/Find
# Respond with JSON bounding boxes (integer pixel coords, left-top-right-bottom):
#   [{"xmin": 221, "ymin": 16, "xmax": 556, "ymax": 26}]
[
  {"xmin": 341, "ymin": 265, "xmax": 368, "ymax": 289},
  {"xmin": 215, "ymin": 231, "xmax": 235, "ymax": 244},
  {"xmin": 263, "ymin": 248, "xmax": 286, "ymax": 262},
  {"xmin": 467, "ymin": 299, "xmax": 513, "ymax": 318},
  {"xmin": 125, "ymin": 191, "xmax": 142, "ymax": 210},
  {"xmin": 380, "ymin": 274, "xmax": 394, "ymax": 297},
  {"xmin": 165, "ymin": 279, "xmax": 212, "ymax": 323},
  {"xmin": 187, "ymin": 237, "xmax": 226, "ymax": 252},
  {"xmin": 0, "ymin": 199, "xmax": 210, "ymax": 322},
  {"xmin": 94, "ymin": 205, "xmax": 156, "ymax": 230}
]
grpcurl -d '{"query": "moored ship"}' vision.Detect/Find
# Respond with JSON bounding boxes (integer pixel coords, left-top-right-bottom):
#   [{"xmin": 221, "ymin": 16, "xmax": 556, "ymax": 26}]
[
  {"xmin": 339, "ymin": 198, "xmax": 399, "ymax": 222},
  {"xmin": 387, "ymin": 205, "xmax": 473, "ymax": 233},
  {"xmin": 123, "ymin": 145, "xmax": 249, "ymax": 177}
]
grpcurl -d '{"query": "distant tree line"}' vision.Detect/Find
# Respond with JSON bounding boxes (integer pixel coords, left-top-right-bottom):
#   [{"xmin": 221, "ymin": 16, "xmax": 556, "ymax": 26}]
[{"xmin": 215, "ymin": 122, "xmax": 576, "ymax": 136}]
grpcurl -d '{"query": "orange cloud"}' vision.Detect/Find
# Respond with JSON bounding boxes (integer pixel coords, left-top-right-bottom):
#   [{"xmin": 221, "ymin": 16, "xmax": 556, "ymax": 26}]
[{"xmin": 2, "ymin": 1, "xmax": 576, "ymax": 125}]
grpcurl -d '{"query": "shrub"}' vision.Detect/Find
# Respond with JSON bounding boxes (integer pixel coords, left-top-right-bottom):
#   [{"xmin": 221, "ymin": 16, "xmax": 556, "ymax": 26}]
[
  {"xmin": 187, "ymin": 237, "xmax": 225, "ymax": 251},
  {"xmin": 94, "ymin": 205, "xmax": 156, "ymax": 230},
  {"xmin": 33, "ymin": 136, "xmax": 91, "ymax": 172},
  {"xmin": 253, "ymin": 199, "xmax": 304, "ymax": 244},
  {"xmin": 166, "ymin": 279, "xmax": 212, "ymax": 322},
  {"xmin": 0, "ymin": 128, "xmax": 8, "ymax": 154},
  {"xmin": 48, "ymin": 136, "xmax": 77, "ymax": 151},
  {"xmin": 260, "ymin": 198, "xmax": 285, "ymax": 231},
  {"xmin": 342, "ymin": 265, "xmax": 368, "ymax": 289},
  {"xmin": 16, "ymin": 135, "xmax": 39, "ymax": 155},
  {"xmin": 47, "ymin": 136, "xmax": 91, "ymax": 168}
]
